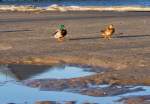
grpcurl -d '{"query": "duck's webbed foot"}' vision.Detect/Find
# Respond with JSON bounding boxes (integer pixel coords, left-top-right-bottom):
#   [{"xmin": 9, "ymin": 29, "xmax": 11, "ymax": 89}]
[
  {"xmin": 103, "ymin": 35, "xmax": 112, "ymax": 40},
  {"xmin": 107, "ymin": 36, "xmax": 112, "ymax": 40}
]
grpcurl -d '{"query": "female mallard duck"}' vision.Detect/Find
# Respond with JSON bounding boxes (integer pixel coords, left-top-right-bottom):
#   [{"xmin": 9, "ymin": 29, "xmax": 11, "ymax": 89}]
[
  {"xmin": 101, "ymin": 24, "xmax": 115, "ymax": 40},
  {"xmin": 53, "ymin": 24, "xmax": 67, "ymax": 42}
]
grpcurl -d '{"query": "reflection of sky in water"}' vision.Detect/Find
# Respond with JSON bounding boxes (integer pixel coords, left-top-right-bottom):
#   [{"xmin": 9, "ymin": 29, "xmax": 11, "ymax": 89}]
[
  {"xmin": 0, "ymin": 81, "xmax": 150, "ymax": 104},
  {"xmin": 0, "ymin": 72, "xmax": 16, "ymax": 82},
  {"xmin": 0, "ymin": 82, "xmax": 121, "ymax": 104},
  {"xmin": 88, "ymin": 84, "xmax": 110, "ymax": 88},
  {"xmin": 29, "ymin": 65, "xmax": 96, "ymax": 79},
  {"xmin": 0, "ymin": 65, "xmax": 150, "ymax": 104},
  {"xmin": 0, "ymin": 72, "xmax": 11, "ymax": 82},
  {"xmin": 122, "ymin": 86, "xmax": 150, "ymax": 96}
]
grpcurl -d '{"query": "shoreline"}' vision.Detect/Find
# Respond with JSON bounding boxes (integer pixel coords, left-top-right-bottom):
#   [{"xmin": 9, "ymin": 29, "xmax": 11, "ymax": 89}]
[{"xmin": 0, "ymin": 5, "xmax": 150, "ymax": 12}]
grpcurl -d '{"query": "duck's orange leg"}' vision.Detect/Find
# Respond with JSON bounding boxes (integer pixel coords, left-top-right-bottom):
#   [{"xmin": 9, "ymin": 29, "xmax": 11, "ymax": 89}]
[{"xmin": 57, "ymin": 37, "xmax": 64, "ymax": 42}]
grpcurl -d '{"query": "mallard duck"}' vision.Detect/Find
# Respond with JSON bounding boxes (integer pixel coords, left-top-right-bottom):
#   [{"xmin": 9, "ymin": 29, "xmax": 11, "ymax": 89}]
[
  {"xmin": 101, "ymin": 24, "xmax": 115, "ymax": 40},
  {"xmin": 52, "ymin": 24, "xmax": 67, "ymax": 42}
]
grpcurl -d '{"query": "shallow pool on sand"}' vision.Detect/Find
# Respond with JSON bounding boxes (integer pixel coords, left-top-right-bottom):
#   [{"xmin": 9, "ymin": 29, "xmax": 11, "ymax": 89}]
[
  {"xmin": 0, "ymin": 64, "xmax": 96, "ymax": 80},
  {"xmin": 0, "ymin": 64, "xmax": 150, "ymax": 104},
  {"xmin": 29, "ymin": 65, "xmax": 96, "ymax": 79}
]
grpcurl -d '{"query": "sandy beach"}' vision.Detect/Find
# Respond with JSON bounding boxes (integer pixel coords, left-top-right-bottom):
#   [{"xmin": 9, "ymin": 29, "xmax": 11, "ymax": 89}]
[
  {"xmin": 0, "ymin": 11, "xmax": 149, "ymax": 68},
  {"xmin": 0, "ymin": 11, "xmax": 150, "ymax": 104},
  {"xmin": 0, "ymin": 11, "xmax": 150, "ymax": 80}
]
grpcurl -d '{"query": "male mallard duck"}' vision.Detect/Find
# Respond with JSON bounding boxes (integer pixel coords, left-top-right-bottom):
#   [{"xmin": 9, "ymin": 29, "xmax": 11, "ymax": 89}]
[
  {"xmin": 52, "ymin": 24, "xmax": 67, "ymax": 42},
  {"xmin": 101, "ymin": 24, "xmax": 115, "ymax": 40}
]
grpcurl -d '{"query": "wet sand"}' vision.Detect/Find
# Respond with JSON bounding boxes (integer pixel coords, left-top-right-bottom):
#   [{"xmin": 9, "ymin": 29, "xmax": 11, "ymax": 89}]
[{"xmin": 0, "ymin": 11, "xmax": 150, "ymax": 87}]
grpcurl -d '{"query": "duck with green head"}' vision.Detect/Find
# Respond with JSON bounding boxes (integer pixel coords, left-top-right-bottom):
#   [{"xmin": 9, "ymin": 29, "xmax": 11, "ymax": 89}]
[{"xmin": 53, "ymin": 24, "xmax": 67, "ymax": 42}]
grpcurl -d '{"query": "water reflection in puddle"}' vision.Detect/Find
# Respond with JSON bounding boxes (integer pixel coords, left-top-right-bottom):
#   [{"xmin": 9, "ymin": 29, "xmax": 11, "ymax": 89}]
[
  {"xmin": 0, "ymin": 64, "xmax": 96, "ymax": 80},
  {"xmin": 29, "ymin": 65, "xmax": 96, "ymax": 79},
  {"xmin": 1, "ymin": 82, "xmax": 150, "ymax": 104},
  {"xmin": 0, "ymin": 64, "xmax": 150, "ymax": 104}
]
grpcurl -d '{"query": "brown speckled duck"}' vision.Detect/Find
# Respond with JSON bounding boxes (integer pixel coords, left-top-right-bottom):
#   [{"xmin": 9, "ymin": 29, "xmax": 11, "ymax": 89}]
[{"xmin": 101, "ymin": 24, "xmax": 115, "ymax": 40}]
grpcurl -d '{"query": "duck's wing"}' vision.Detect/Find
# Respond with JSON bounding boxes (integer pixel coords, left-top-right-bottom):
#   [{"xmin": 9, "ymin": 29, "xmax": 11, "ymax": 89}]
[
  {"xmin": 51, "ymin": 31, "xmax": 58, "ymax": 36},
  {"xmin": 112, "ymin": 28, "xmax": 115, "ymax": 34},
  {"xmin": 101, "ymin": 29, "xmax": 105, "ymax": 33}
]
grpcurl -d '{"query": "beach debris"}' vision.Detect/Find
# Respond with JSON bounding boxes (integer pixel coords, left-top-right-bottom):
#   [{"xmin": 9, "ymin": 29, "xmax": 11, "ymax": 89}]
[
  {"xmin": 52, "ymin": 24, "xmax": 67, "ymax": 42},
  {"xmin": 101, "ymin": 24, "xmax": 115, "ymax": 40}
]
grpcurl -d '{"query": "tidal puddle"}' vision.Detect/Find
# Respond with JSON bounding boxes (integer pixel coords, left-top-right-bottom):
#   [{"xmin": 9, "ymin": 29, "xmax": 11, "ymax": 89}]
[
  {"xmin": 0, "ymin": 64, "xmax": 150, "ymax": 104},
  {"xmin": 0, "ymin": 64, "xmax": 96, "ymax": 80},
  {"xmin": 29, "ymin": 65, "xmax": 96, "ymax": 80}
]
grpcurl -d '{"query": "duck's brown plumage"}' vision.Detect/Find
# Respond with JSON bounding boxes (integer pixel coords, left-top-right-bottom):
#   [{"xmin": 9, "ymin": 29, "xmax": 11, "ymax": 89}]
[{"xmin": 101, "ymin": 24, "xmax": 115, "ymax": 40}]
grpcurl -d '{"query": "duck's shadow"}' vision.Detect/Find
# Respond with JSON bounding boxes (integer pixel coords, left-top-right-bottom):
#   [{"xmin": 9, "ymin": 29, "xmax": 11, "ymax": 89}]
[
  {"xmin": 69, "ymin": 36, "xmax": 101, "ymax": 41},
  {"xmin": 116, "ymin": 34, "xmax": 150, "ymax": 38},
  {"xmin": 69, "ymin": 34, "xmax": 150, "ymax": 41},
  {"xmin": 0, "ymin": 29, "xmax": 32, "ymax": 33}
]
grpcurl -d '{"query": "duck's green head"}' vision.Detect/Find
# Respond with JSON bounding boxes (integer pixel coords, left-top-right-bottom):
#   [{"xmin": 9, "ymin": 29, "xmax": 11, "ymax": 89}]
[{"xmin": 58, "ymin": 24, "xmax": 65, "ymax": 30}]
